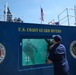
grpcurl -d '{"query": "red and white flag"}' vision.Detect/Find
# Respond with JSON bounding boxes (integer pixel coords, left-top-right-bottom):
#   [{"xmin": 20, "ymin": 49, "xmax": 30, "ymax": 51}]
[{"xmin": 41, "ymin": 8, "xmax": 44, "ymax": 21}]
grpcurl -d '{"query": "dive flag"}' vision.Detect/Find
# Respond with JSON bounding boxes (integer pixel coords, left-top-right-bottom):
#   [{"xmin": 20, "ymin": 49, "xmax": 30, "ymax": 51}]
[{"xmin": 41, "ymin": 8, "xmax": 44, "ymax": 21}]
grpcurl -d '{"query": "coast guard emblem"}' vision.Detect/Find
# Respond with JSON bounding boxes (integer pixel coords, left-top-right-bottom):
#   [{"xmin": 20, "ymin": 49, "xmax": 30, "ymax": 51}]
[
  {"xmin": 70, "ymin": 41, "xmax": 76, "ymax": 59},
  {"xmin": 0, "ymin": 43, "xmax": 6, "ymax": 64}
]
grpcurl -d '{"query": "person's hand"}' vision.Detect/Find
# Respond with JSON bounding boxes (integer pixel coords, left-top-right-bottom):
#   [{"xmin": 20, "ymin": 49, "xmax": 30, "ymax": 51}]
[{"xmin": 49, "ymin": 44, "xmax": 54, "ymax": 49}]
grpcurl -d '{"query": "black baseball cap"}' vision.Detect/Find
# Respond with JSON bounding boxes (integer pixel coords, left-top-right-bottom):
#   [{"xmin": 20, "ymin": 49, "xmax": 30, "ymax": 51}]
[{"xmin": 52, "ymin": 35, "xmax": 62, "ymax": 42}]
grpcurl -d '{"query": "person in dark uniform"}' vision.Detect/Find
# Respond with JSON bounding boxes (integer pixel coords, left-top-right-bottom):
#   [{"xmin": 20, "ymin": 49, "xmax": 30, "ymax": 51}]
[{"xmin": 47, "ymin": 35, "xmax": 70, "ymax": 75}]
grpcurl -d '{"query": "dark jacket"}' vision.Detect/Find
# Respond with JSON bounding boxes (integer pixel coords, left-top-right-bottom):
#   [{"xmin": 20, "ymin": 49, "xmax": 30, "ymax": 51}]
[{"xmin": 48, "ymin": 44, "xmax": 69, "ymax": 75}]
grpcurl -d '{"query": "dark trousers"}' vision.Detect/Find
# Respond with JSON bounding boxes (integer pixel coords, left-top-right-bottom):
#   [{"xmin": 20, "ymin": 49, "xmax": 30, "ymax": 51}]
[{"xmin": 54, "ymin": 71, "xmax": 70, "ymax": 75}]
